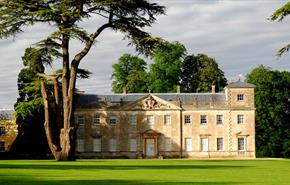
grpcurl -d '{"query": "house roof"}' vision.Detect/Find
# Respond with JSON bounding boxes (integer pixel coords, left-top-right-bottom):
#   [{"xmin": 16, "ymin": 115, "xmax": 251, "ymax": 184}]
[
  {"xmin": 75, "ymin": 93, "xmax": 226, "ymax": 109},
  {"xmin": 227, "ymin": 81, "xmax": 255, "ymax": 88}
]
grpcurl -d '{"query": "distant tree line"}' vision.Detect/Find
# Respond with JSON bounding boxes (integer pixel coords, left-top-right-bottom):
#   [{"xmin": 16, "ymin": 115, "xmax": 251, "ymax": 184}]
[{"xmin": 111, "ymin": 41, "xmax": 227, "ymax": 93}]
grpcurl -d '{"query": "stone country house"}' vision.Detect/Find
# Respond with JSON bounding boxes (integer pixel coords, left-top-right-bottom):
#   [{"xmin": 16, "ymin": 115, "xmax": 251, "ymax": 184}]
[
  {"xmin": 75, "ymin": 81, "xmax": 256, "ymax": 159},
  {"xmin": 0, "ymin": 110, "xmax": 18, "ymax": 152}
]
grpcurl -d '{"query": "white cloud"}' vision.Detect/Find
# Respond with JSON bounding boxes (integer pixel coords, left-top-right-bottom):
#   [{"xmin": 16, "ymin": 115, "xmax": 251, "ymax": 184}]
[{"xmin": 1, "ymin": 0, "xmax": 290, "ymax": 108}]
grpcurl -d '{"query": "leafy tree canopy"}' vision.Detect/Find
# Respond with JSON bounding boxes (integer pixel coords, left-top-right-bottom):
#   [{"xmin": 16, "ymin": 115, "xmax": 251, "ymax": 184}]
[
  {"xmin": 149, "ymin": 41, "xmax": 186, "ymax": 93},
  {"xmin": 269, "ymin": 1, "xmax": 290, "ymax": 57},
  {"xmin": 180, "ymin": 54, "xmax": 227, "ymax": 93},
  {"xmin": 246, "ymin": 66, "xmax": 290, "ymax": 157}
]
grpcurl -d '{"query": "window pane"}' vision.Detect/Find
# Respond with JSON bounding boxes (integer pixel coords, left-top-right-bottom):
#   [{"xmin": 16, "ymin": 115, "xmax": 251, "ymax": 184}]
[
  {"xmin": 77, "ymin": 115, "xmax": 85, "ymax": 125},
  {"xmin": 237, "ymin": 114, "xmax": 244, "ymax": 124},
  {"xmin": 164, "ymin": 137, "xmax": 171, "ymax": 151},
  {"xmin": 93, "ymin": 115, "xmax": 100, "ymax": 124},
  {"xmin": 200, "ymin": 115, "xmax": 207, "ymax": 125},
  {"xmin": 200, "ymin": 138, "xmax": 208, "ymax": 152},
  {"xmin": 130, "ymin": 139, "xmax": 137, "ymax": 152},
  {"xmin": 109, "ymin": 139, "xmax": 116, "ymax": 152},
  {"xmin": 147, "ymin": 115, "xmax": 154, "ymax": 125},
  {"xmin": 185, "ymin": 138, "xmax": 192, "ymax": 151},
  {"xmin": 0, "ymin": 127, "xmax": 5, "ymax": 136},
  {"xmin": 164, "ymin": 115, "xmax": 171, "ymax": 125},
  {"xmin": 217, "ymin": 138, "xmax": 223, "ymax": 151},
  {"xmin": 129, "ymin": 115, "xmax": 137, "ymax": 126},
  {"xmin": 184, "ymin": 115, "xmax": 191, "ymax": 124},
  {"xmin": 76, "ymin": 139, "xmax": 84, "ymax": 152},
  {"xmin": 93, "ymin": 138, "xmax": 101, "ymax": 152},
  {"xmin": 216, "ymin": 115, "xmax": 223, "ymax": 124},
  {"xmin": 109, "ymin": 115, "xmax": 117, "ymax": 125},
  {"xmin": 238, "ymin": 138, "xmax": 245, "ymax": 151},
  {"xmin": 237, "ymin": 94, "xmax": 244, "ymax": 101}
]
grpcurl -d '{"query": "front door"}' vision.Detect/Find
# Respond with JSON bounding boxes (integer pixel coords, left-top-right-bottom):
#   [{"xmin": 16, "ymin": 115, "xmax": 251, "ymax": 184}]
[{"xmin": 146, "ymin": 138, "xmax": 155, "ymax": 157}]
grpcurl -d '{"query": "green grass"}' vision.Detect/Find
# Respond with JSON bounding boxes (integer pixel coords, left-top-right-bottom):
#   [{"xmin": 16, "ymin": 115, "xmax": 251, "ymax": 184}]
[{"xmin": 0, "ymin": 159, "xmax": 289, "ymax": 185}]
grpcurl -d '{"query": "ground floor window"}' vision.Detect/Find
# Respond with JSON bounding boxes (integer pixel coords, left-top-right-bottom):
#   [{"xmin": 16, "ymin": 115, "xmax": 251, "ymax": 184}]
[
  {"xmin": 109, "ymin": 139, "xmax": 117, "ymax": 152},
  {"xmin": 200, "ymin": 138, "xmax": 209, "ymax": 152},
  {"xmin": 185, "ymin": 138, "xmax": 192, "ymax": 151},
  {"xmin": 76, "ymin": 139, "xmax": 84, "ymax": 152},
  {"xmin": 238, "ymin": 137, "xmax": 246, "ymax": 151},
  {"xmin": 0, "ymin": 141, "xmax": 5, "ymax": 151},
  {"xmin": 164, "ymin": 137, "xmax": 171, "ymax": 151},
  {"xmin": 217, "ymin": 138, "xmax": 223, "ymax": 151},
  {"xmin": 93, "ymin": 138, "xmax": 101, "ymax": 152},
  {"xmin": 130, "ymin": 139, "xmax": 137, "ymax": 152}
]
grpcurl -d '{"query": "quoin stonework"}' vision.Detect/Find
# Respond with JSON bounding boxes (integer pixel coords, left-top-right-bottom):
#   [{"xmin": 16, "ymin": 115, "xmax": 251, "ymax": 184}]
[{"xmin": 75, "ymin": 81, "xmax": 255, "ymax": 158}]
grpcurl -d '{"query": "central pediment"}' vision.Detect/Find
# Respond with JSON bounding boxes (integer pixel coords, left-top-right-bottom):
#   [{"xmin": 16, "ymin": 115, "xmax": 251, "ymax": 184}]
[{"xmin": 121, "ymin": 94, "xmax": 181, "ymax": 110}]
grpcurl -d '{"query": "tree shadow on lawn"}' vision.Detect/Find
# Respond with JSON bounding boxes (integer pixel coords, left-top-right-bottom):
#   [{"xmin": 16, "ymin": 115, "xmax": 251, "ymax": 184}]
[
  {"xmin": 0, "ymin": 163, "xmax": 249, "ymax": 171},
  {"xmin": 0, "ymin": 179, "xmax": 248, "ymax": 185}
]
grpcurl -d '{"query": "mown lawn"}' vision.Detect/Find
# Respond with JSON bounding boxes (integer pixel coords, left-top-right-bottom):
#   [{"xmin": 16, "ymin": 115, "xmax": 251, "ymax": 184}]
[{"xmin": 0, "ymin": 159, "xmax": 289, "ymax": 185}]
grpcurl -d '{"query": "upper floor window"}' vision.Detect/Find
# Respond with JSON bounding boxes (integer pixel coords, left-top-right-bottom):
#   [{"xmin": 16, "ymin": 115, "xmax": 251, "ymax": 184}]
[
  {"xmin": 237, "ymin": 114, "xmax": 244, "ymax": 124},
  {"xmin": 109, "ymin": 115, "xmax": 117, "ymax": 125},
  {"xmin": 200, "ymin": 115, "xmax": 207, "ymax": 125},
  {"xmin": 76, "ymin": 115, "xmax": 85, "ymax": 125},
  {"xmin": 164, "ymin": 115, "xmax": 171, "ymax": 125},
  {"xmin": 93, "ymin": 115, "xmax": 100, "ymax": 125},
  {"xmin": 238, "ymin": 137, "xmax": 246, "ymax": 151},
  {"xmin": 147, "ymin": 115, "xmax": 154, "ymax": 125},
  {"xmin": 217, "ymin": 137, "xmax": 224, "ymax": 151},
  {"xmin": 216, "ymin": 115, "xmax": 223, "ymax": 125},
  {"xmin": 129, "ymin": 115, "xmax": 137, "ymax": 126},
  {"xmin": 184, "ymin": 115, "xmax": 191, "ymax": 124},
  {"xmin": 0, "ymin": 127, "xmax": 5, "ymax": 136},
  {"xmin": 237, "ymin": 94, "xmax": 244, "ymax": 101}
]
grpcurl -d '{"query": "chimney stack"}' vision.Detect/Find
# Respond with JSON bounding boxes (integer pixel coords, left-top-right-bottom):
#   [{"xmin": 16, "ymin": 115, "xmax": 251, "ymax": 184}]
[
  {"xmin": 211, "ymin": 85, "xmax": 216, "ymax": 94},
  {"xmin": 176, "ymin": 85, "xmax": 180, "ymax": 93}
]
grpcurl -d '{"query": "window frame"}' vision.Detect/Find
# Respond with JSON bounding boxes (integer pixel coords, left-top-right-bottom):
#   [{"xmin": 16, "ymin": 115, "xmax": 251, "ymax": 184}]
[
  {"xmin": 200, "ymin": 115, "xmax": 207, "ymax": 125},
  {"xmin": 164, "ymin": 115, "xmax": 171, "ymax": 125},
  {"xmin": 147, "ymin": 115, "xmax": 154, "ymax": 125},
  {"xmin": 76, "ymin": 115, "xmax": 85, "ymax": 125},
  {"xmin": 0, "ymin": 141, "xmax": 5, "ymax": 152},
  {"xmin": 93, "ymin": 114, "xmax": 100, "ymax": 125},
  {"xmin": 237, "ymin": 114, "xmax": 244, "ymax": 124},
  {"xmin": 184, "ymin": 115, "xmax": 192, "ymax": 124},
  {"xmin": 129, "ymin": 115, "xmax": 137, "ymax": 126},
  {"xmin": 109, "ymin": 139, "xmax": 117, "ymax": 152},
  {"xmin": 216, "ymin": 114, "xmax": 223, "ymax": 125},
  {"xmin": 93, "ymin": 138, "xmax": 101, "ymax": 152},
  {"xmin": 0, "ymin": 127, "xmax": 5, "ymax": 136},
  {"xmin": 185, "ymin": 137, "xmax": 192, "ymax": 151},
  {"xmin": 238, "ymin": 137, "xmax": 246, "ymax": 151},
  {"xmin": 164, "ymin": 137, "xmax": 172, "ymax": 152},
  {"xmin": 237, "ymin": 94, "xmax": 244, "ymax": 101},
  {"xmin": 76, "ymin": 139, "xmax": 85, "ymax": 152},
  {"xmin": 129, "ymin": 138, "xmax": 137, "ymax": 152},
  {"xmin": 217, "ymin": 137, "xmax": 224, "ymax": 151},
  {"xmin": 200, "ymin": 137, "xmax": 209, "ymax": 152},
  {"xmin": 109, "ymin": 115, "xmax": 117, "ymax": 125}
]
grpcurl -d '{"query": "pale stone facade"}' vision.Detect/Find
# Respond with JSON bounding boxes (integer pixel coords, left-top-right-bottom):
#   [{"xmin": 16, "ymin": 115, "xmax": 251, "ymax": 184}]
[
  {"xmin": 0, "ymin": 110, "xmax": 18, "ymax": 152},
  {"xmin": 75, "ymin": 81, "xmax": 255, "ymax": 158}
]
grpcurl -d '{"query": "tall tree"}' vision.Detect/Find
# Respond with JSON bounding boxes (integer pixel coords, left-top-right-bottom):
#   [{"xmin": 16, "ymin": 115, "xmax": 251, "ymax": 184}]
[
  {"xmin": 149, "ymin": 41, "xmax": 186, "ymax": 93},
  {"xmin": 180, "ymin": 53, "xmax": 227, "ymax": 93},
  {"xmin": 246, "ymin": 66, "xmax": 290, "ymax": 157},
  {"xmin": 270, "ymin": 1, "xmax": 290, "ymax": 57},
  {"xmin": 111, "ymin": 54, "xmax": 148, "ymax": 93},
  {"xmin": 0, "ymin": 0, "xmax": 165, "ymax": 161},
  {"xmin": 13, "ymin": 48, "xmax": 50, "ymax": 157}
]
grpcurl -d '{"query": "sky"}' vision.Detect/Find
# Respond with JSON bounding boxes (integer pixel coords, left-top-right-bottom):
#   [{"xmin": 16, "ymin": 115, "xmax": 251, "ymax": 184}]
[{"xmin": 0, "ymin": 0, "xmax": 290, "ymax": 109}]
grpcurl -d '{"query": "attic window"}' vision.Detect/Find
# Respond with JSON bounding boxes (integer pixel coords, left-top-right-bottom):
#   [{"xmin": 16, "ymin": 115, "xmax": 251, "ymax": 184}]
[{"xmin": 237, "ymin": 94, "xmax": 244, "ymax": 101}]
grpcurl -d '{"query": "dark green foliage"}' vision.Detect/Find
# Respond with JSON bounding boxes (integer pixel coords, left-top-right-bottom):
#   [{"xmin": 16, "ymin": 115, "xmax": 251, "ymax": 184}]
[
  {"xmin": 246, "ymin": 66, "xmax": 290, "ymax": 158},
  {"xmin": 269, "ymin": 2, "xmax": 290, "ymax": 57},
  {"xmin": 12, "ymin": 48, "xmax": 49, "ymax": 157},
  {"xmin": 149, "ymin": 41, "xmax": 186, "ymax": 93},
  {"xmin": 111, "ymin": 54, "xmax": 148, "ymax": 93},
  {"xmin": 180, "ymin": 54, "xmax": 227, "ymax": 93}
]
